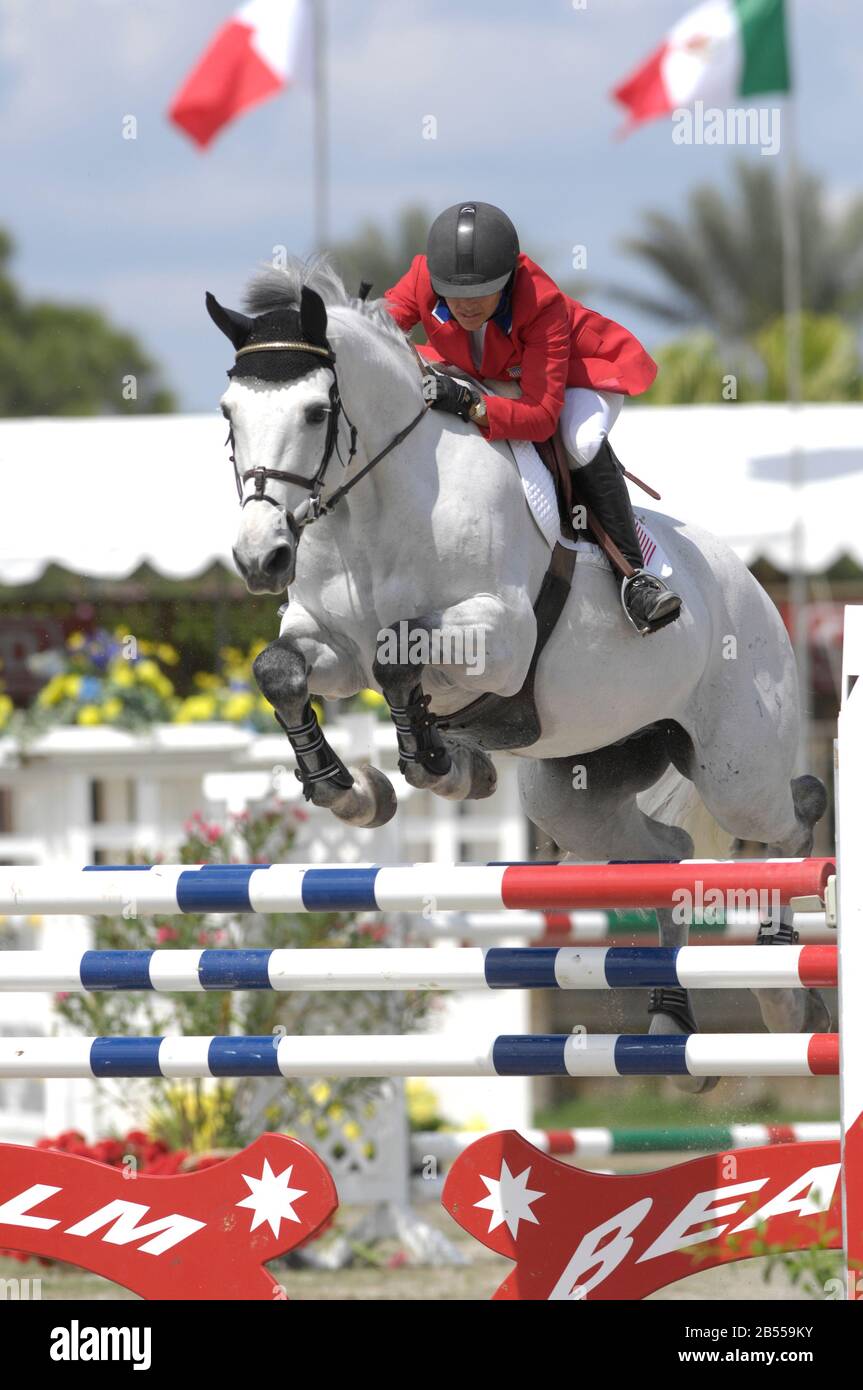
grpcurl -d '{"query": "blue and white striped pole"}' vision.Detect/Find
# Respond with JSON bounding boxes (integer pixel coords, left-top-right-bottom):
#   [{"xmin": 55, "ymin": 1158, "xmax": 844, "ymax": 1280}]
[
  {"xmin": 0, "ymin": 944, "xmax": 837, "ymax": 992},
  {"xmin": 0, "ymin": 1032, "xmax": 838, "ymax": 1079}
]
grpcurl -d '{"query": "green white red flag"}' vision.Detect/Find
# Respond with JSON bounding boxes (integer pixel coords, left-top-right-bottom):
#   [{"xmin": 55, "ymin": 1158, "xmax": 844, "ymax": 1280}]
[{"xmin": 613, "ymin": 0, "xmax": 791, "ymax": 132}]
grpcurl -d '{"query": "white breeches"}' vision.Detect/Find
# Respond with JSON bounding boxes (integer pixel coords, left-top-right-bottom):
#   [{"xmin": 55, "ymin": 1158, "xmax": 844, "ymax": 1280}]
[{"xmin": 559, "ymin": 388, "xmax": 624, "ymax": 468}]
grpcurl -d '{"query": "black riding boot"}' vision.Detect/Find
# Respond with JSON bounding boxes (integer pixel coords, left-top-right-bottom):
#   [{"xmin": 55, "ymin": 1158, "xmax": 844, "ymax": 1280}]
[{"xmin": 571, "ymin": 440, "xmax": 682, "ymax": 634}]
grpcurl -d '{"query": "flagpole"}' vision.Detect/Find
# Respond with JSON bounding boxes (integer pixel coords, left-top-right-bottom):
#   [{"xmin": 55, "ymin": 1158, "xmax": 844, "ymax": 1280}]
[
  {"xmin": 780, "ymin": 1, "xmax": 809, "ymax": 770},
  {"xmin": 312, "ymin": 0, "xmax": 329, "ymax": 251}
]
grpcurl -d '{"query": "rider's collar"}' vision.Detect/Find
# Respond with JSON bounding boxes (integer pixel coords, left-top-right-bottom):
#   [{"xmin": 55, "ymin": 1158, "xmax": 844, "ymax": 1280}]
[{"xmin": 431, "ymin": 287, "xmax": 513, "ymax": 336}]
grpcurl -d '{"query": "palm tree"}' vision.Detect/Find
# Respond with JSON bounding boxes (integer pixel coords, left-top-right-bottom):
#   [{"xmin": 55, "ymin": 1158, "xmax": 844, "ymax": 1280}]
[
  {"xmin": 606, "ymin": 161, "xmax": 863, "ymax": 342},
  {"xmin": 328, "ymin": 205, "xmax": 430, "ymax": 303}
]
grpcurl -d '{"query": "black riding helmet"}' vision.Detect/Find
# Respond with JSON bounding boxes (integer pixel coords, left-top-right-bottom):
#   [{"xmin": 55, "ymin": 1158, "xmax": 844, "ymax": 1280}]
[{"xmin": 426, "ymin": 202, "xmax": 519, "ymax": 300}]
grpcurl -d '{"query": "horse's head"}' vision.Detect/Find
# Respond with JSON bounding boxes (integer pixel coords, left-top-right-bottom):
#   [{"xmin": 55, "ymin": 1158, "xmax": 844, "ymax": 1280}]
[{"xmin": 207, "ymin": 282, "xmax": 342, "ymax": 593}]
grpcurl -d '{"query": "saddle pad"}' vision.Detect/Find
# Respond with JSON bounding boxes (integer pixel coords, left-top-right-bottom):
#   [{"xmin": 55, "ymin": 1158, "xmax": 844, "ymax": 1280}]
[
  {"xmin": 507, "ymin": 437, "xmax": 673, "ymax": 581},
  {"xmin": 435, "ymin": 364, "xmax": 672, "ymax": 581}
]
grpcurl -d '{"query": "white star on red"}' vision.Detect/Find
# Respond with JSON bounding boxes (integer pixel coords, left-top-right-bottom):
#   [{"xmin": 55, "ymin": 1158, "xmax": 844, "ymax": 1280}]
[
  {"xmin": 473, "ymin": 1159, "xmax": 545, "ymax": 1238},
  {"xmin": 235, "ymin": 1159, "xmax": 309, "ymax": 1236}
]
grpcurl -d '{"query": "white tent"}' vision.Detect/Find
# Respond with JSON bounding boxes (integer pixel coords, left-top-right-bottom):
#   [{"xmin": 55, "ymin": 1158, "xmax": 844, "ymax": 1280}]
[{"xmin": 2, "ymin": 404, "xmax": 862, "ymax": 584}]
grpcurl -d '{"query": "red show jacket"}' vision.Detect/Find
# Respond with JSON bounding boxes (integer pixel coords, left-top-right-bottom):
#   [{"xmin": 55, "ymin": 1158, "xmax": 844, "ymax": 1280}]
[{"xmin": 383, "ymin": 253, "xmax": 657, "ymax": 443}]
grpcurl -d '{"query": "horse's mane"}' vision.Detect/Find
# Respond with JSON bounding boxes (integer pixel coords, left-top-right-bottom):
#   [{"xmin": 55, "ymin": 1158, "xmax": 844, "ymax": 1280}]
[{"xmin": 243, "ymin": 254, "xmax": 408, "ymax": 348}]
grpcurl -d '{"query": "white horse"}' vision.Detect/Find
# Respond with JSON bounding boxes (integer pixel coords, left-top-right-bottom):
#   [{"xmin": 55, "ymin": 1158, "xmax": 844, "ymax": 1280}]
[{"xmin": 208, "ymin": 256, "xmax": 829, "ymax": 1087}]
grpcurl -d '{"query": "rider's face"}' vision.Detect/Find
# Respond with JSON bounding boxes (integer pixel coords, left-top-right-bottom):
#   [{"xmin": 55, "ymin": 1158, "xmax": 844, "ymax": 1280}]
[{"xmin": 446, "ymin": 291, "xmax": 501, "ymax": 331}]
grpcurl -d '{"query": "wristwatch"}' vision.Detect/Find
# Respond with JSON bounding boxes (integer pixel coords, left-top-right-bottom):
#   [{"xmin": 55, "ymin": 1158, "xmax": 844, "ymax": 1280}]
[{"xmin": 468, "ymin": 397, "xmax": 488, "ymax": 425}]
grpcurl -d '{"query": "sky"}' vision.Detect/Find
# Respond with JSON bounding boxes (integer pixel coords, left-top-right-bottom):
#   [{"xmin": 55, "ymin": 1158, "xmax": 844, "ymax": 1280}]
[{"xmin": 1, "ymin": 0, "xmax": 860, "ymax": 411}]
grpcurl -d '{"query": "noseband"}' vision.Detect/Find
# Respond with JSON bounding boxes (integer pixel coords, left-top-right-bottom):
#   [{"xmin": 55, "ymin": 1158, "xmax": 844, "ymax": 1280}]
[{"xmin": 230, "ymin": 337, "xmax": 427, "ymax": 536}]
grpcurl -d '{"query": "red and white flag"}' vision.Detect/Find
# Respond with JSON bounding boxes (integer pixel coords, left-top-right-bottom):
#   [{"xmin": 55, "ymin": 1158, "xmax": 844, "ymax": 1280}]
[{"xmin": 169, "ymin": 0, "xmax": 312, "ymax": 149}]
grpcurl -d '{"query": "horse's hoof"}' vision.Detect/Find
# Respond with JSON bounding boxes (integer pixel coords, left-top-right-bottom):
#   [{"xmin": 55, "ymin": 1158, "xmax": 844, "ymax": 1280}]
[
  {"xmin": 402, "ymin": 745, "xmax": 497, "ymax": 801},
  {"xmin": 327, "ymin": 764, "xmax": 398, "ymax": 827},
  {"xmin": 648, "ymin": 1011, "xmax": 720, "ymax": 1094}
]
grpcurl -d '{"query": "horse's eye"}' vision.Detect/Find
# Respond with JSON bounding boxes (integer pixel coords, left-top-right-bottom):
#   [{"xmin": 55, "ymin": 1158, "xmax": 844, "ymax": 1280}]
[{"xmin": 305, "ymin": 404, "xmax": 328, "ymax": 425}]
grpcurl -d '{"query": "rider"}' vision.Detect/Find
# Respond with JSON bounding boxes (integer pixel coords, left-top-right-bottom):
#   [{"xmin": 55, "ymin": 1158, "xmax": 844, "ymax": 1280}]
[{"xmin": 383, "ymin": 201, "xmax": 681, "ymax": 633}]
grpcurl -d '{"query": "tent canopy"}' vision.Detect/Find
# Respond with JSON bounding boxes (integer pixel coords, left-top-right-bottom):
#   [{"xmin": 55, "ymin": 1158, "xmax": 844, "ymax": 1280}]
[{"xmin": 1, "ymin": 405, "xmax": 862, "ymax": 584}]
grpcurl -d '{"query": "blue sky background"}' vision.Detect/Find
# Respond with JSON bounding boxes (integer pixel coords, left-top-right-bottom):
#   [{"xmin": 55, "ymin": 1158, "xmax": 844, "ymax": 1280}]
[{"xmin": 0, "ymin": 0, "xmax": 859, "ymax": 410}]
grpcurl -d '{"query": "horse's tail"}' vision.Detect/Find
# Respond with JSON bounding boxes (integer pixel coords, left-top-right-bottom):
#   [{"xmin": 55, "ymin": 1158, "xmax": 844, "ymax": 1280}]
[{"xmin": 637, "ymin": 765, "xmax": 732, "ymax": 860}]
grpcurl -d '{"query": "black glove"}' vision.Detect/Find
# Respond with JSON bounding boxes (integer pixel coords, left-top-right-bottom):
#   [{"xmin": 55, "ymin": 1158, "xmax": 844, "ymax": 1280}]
[{"xmin": 422, "ymin": 370, "xmax": 479, "ymax": 421}]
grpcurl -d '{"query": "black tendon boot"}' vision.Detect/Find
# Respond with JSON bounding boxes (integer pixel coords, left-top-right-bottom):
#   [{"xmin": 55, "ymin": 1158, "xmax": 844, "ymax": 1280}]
[{"xmin": 571, "ymin": 440, "xmax": 682, "ymax": 633}]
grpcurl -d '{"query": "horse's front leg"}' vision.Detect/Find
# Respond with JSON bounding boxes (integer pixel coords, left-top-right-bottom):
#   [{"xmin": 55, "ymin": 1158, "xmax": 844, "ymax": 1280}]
[
  {"xmin": 372, "ymin": 602, "xmax": 526, "ymax": 801},
  {"xmin": 253, "ymin": 635, "xmax": 397, "ymax": 827}
]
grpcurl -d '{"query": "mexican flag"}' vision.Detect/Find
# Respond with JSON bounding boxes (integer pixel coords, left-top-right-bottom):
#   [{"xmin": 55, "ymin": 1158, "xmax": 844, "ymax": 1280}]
[
  {"xmin": 169, "ymin": 0, "xmax": 312, "ymax": 149},
  {"xmin": 613, "ymin": 0, "xmax": 790, "ymax": 131}
]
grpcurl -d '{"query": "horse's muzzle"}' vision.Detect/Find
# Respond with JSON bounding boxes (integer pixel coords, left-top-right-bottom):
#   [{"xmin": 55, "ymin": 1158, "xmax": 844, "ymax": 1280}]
[{"xmin": 232, "ymin": 539, "xmax": 296, "ymax": 594}]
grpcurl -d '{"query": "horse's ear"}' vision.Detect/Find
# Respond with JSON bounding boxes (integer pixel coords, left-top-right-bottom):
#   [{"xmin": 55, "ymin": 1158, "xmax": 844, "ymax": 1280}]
[
  {"xmin": 300, "ymin": 286, "xmax": 328, "ymax": 346},
  {"xmin": 205, "ymin": 292, "xmax": 253, "ymax": 350}
]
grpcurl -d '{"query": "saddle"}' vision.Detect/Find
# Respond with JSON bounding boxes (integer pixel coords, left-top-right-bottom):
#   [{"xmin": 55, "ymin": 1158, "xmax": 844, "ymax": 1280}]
[{"xmin": 430, "ymin": 365, "xmax": 644, "ymax": 750}]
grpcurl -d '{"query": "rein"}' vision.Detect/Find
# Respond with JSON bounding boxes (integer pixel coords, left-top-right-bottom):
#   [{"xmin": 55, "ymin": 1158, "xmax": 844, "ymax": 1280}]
[{"xmin": 231, "ymin": 334, "xmax": 427, "ymax": 534}]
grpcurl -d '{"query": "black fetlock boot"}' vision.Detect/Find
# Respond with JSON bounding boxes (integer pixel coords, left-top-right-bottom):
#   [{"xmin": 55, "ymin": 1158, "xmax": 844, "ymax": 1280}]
[{"xmin": 570, "ymin": 440, "xmax": 682, "ymax": 634}]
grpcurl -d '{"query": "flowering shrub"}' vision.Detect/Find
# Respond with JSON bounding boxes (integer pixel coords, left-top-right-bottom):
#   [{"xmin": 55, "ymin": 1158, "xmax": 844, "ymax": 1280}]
[
  {"xmin": 175, "ymin": 640, "xmax": 273, "ymax": 729},
  {"xmin": 2, "ymin": 628, "xmax": 391, "ymax": 738},
  {"xmin": 25, "ymin": 629, "xmax": 178, "ymax": 732}
]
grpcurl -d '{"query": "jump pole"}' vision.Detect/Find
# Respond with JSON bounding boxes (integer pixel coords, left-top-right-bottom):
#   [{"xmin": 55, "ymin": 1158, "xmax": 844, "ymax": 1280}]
[
  {"xmin": 0, "ymin": 1032, "xmax": 838, "ymax": 1079},
  {"xmin": 0, "ymin": 943, "xmax": 839, "ymax": 992},
  {"xmin": 0, "ymin": 857, "xmax": 834, "ymax": 915}
]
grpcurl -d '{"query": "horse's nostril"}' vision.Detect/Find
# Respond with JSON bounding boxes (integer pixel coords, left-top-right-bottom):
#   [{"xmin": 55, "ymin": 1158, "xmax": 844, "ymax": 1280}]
[{"xmin": 261, "ymin": 544, "xmax": 292, "ymax": 580}]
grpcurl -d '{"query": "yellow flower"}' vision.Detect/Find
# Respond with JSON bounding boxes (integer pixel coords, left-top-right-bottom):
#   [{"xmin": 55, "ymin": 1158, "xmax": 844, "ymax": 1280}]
[
  {"xmin": 194, "ymin": 672, "xmax": 222, "ymax": 691},
  {"xmin": 101, "ymin": 697, "xmax": 123, "ymax": 720},
  {"xmin": 77, "ymin": 704, "xmax": 102, "ymax": 726},
  {"xmin": 309, "ymin": 1081, "xmax": 331, "ymax": 1105},
  {"xmin": 157, "ymin": 643, "xmax": 179, "ymax": 666},
  {"xmin": 135, "ymin": 659, "xmax": 161, "ymax": 685},
  {"xmin": 37, "ymin": 675, "xmax": 65, "ymax": 707},
  {"xmin": 0, "ymin": 693, "xmax": 13, "ymax": 728},
  {"xmin": 223, "ymin": 692, "xmax": 255, "ymax": 722},
  {"xmin": 63, "ymin": 674, "xmax": 82, "ymax": 697},
  {"xmin": 358, "ymin": 688, "xmax": 386, "ymax": 709},
  {"xmin": 67, "ymin": 631, "xmax": 85, "ymax": 651},
  {"xmin": 174, "ymin": 694, "xmax": 217, "ymax": 723},
  {"xmin": 111, "ymin": 665, "xmax": 135, "ymax": 689},
  {"xmin": 249, "ymin": 639, "xmax": 269, "ymax": 658},
  {"xmin": 405, "ymin": 1080, "xmax": 443, "ymax": 1126}
]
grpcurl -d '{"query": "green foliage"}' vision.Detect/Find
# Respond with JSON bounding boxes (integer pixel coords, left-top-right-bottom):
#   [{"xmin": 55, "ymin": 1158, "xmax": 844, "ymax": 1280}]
[
  {"xmin": 328, "ymin": 205, "xmax": 430, "ymax": 336},
  {"xmin": 755, "ymin": 313, "xmax": 863, "ymax": 401},
  {"xmin": 0, "ymin": 228, "xmax": 175, "ymax": 416},
  {"xmin": 637, "ymin": 313, "xmax": 863, "ymax": 405},
  {"xmin": 54, "ymin": 805, "xmax": 431, "ymax": 1151},
  {"xmin": 608, "ymin": 160, "xmax": 863, "ymax": 340}
]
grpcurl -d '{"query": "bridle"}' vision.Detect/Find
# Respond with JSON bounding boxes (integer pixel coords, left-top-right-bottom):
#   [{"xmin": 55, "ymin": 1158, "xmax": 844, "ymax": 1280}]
[{"xmin": 228, "ymin": 337, "xmax": 427, "ymax": 541}]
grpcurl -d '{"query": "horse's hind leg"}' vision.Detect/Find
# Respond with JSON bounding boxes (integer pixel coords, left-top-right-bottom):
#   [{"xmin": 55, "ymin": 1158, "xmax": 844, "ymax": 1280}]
[
  {"xmin": 754, "ymin": 775, "xmax": 831, "ymax": 1033},
  {"xmin": 517, "ymin": 732, "xmax": 717, "ymax": 1094},
  {"xmin": 683, "ymin": 719, "xmax": 831, "ymax": 1034}
]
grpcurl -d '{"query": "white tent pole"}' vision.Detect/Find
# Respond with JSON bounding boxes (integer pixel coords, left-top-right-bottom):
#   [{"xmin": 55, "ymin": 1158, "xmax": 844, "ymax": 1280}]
[
  {"xmin": 312, "ymin": 0, "xmax": 329, "ymax": 251},
  {"xmin": 780, "ymin": 6, "xmax": 809, "ymax": 770}
]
